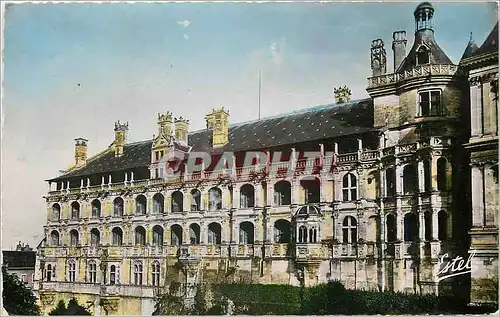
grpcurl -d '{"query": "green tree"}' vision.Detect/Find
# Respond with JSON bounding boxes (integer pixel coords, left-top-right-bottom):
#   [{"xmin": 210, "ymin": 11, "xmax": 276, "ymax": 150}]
[
  {"xmin": 48, "ymin": 298, "xmax": 91, "ymax": 316},
  {"xmin": 2, "ymin": 265, "xmax": 41, "ymax": 315}
]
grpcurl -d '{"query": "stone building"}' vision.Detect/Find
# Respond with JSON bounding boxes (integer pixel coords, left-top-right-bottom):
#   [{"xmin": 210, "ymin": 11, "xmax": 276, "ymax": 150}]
[
  {"xmin": 3, "ymin": 242, "xmax": 37, "ymax": 289},
  {"xmin": 460, "ymin": 23, "xmax": 499, "ymax": 304},
  {"xmin": 34, "ymin": 2, "xmax": 498, "ymax": 315}
]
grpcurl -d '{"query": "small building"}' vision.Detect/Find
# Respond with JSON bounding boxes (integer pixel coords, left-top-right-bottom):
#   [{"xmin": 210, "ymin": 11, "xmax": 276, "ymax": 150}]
[{"xmin": 3, "ymin": 242, "xmax": 37, "ymax": 289}]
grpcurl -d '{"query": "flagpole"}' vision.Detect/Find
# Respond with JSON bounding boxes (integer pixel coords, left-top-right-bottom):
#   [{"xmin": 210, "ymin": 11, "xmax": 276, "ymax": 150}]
[{"xmin": 258, "ymin": 69, "xmax": 262, "ymax": 121}]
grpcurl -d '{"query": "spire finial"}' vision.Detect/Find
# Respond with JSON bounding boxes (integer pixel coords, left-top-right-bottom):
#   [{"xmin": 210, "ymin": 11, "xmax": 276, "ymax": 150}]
[{"xmin": 470, "ymin": 31, "xmax": 473, "ymax": 42}]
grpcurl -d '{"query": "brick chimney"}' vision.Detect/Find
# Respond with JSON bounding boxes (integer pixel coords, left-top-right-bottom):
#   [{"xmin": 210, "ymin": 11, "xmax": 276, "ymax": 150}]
[
  {"xmin": 392, "ymin": 31, "xmax": 407, "ymax": 72},
  {"xmin": 74, "ymin": 138, "xmax": 88, "ymax": 167}
]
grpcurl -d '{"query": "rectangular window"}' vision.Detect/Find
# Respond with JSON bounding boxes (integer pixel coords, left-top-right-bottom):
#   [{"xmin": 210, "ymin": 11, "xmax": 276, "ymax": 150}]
[{"xmin": 418, "ymin": 91, "xmax": 442, "ymax": 116}]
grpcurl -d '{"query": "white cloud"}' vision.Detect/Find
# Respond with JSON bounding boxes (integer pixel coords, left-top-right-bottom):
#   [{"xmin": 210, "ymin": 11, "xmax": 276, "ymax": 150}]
[
  {"xmin": 183, "ymin": 34, "xmax": 189, "ymax": 40},
  {"xmin": 176, "ymin": 20, "xmax": 191, "ymax": 28}
]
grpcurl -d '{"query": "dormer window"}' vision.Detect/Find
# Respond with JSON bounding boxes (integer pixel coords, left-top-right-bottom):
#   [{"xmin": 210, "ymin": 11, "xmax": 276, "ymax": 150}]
[
  {"xmin": 416, "ymin": 46, "xmax": 430, "ymax": 65},
  {"xmin": 418, "ymin": 90, "xmax": 443, "ymax": 116}
]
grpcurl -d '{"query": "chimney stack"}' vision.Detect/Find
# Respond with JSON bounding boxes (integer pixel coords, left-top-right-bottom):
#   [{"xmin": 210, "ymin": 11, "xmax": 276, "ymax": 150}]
[
  {"xmin": 334, "ymin": 86, "xmax": 352, "ymax": 104},
  {"xmin": 113, "ymin": 120, "xmax": 129, "ymax": 157},
  {"xmin": 158, "ymin": 112, "xmax": 173, "ymax": 137},
  {"xmin": 174, "ymin": 116, "xmax": 189, "ymax": 145},
  {"xmin": 370, "ymin": 39, "xmax": 387, "ymax": 77},
  {"xmin": 74, "ymin": 138, "xmax": 88, "ymax": 167},
  {"xmin": 205, "ymin": 108, "xmax": 230, "ymax": 147},
  {"xmin": 392, "ymin": 31, "xmax": 407, "ymax": 72}
]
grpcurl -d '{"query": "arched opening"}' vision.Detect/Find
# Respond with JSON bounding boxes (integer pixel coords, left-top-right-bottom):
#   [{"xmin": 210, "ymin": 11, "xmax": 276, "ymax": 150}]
[
  {"xmin": 424, "ymin": 211, "xmax": 432, "ymax": 241},
  {"xmin": 274, "ymin": 181, "xmax": 291, "ymax": 206},
  {"xmin": 240, "ymin": 184, "xmax": 255, "ymax": 209},
  {"xmin": 152, "ymin": 225, "xmax": 164, "ymax": 246},
  {"xmin": 437, "ymin": 158, "xmax": 448, "ymax": 191},
  {"xmin": 52, "ymin": 204, "xmax": 61, "ymax": 221},
  {"xmin": 135, "ymin": 195, "xmax": 147, "ymax": 215},
  {"xmin": 171, "ymin": 191, "xmax": 183, "ymax": 212},
  {"xmin": 342, "ymin": 173, "xmax": 357, "ymax": 201},
  {"xmin": 88, "ymin": 260, "xmax": 97, "ymax": 283},
  {"xmin": 71, "ymin": 202, "xmax": 80, "ymax": 220},
  {"xmin": 190, "ymin": 189, "xmax": 201, "ymax": 211},
  {"xmin": 135, "ymin": 226, "xmax": 146, "ymax": 245},
  {"xmin": 50, "ymin": 230, "xmax": 60, "ymax": 246},
  {"xmin": 171, "ymin": 224, "xmax": 183, "ymax": 246},
  {"xmin": 91, "ymin": 200, "xmax": 101, "ymax": 218},
  {"xmin": 189, "ymin": 223, "xmax": 201, "ymax": 244},
  {"xmin": 386, "ymin": 214, "xmax": 397, "ymax": 242},
  {"xmin": 438, "ymin": 210, "xmax": 448, "ymax": 241},
  {"xmin": 404, "ymin": 213, "xmax": 418, "ymax": 242},
  {"xmin": 207, "ymin": 222, "xmax": 222, "ymax": 245},
  {"xmin": 416, "ymin": 46, "xmax": 430, "ymax": 65},
  {"xmin": 111, "ymin": 227, "xmax": 123, "ymax": 246},
  {"xmin": 274, "ymin": 219, "xmax": 292, "ymax": 243},
  {"xmin": 113, "ymin": 197, "xmax": 124, "ymax": 217},
  {"xmin": 46, "ymin": 264, "xmax": 53, "ymax": 282},
  {"xmin": 90, "ymin": 228, "xmax": 100, "ymax": 246},
  {"xmin": 208, "ymin": 187, "xmax": 222, "ymax": 211},
  {"xmin": 403, "ymin": 165, "xmax": 418, "ymax": 194},
  {"xmin": 342, "ymin": 216, "xmax": 357, "ymax": 244},
  {"xmin": 153, "ymin": 193, "xmax": 164, "ymax": 214},
  {"xmin": 109, "ymin": 265, "xmax": 117, "ymax": 285},
  {"xmin": 424, "ymin": 160, "xmax": 432, "ymax": 191},
  {"xmin": 308, "ymin": 226, "xmax": 318, "ymax": 243},
  {"xmin": 301, "ymin": 178, "xmax": 320, "ymax": 203},
  {"xmin": 385, "ymin": 168, "xmax": 396, "ymax": 197},
  {"xmin": 298, "ymin": 225, "xmax": 308, "ymax": 243},
  {"xmin": 68, "ymin": 259, "xmax": 76, "ymax": 282},
  {"xmin": 239, "ymin": 221, "xmax": 255, "ymax": 244},
  {"xmin": 69, "ymin": 229, "xmax": 79, "ymax": 246}
]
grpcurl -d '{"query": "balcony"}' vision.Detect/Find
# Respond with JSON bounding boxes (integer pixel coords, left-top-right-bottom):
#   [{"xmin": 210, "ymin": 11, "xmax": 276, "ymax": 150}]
[{"xmin": 367, "ymin": 64, "xmax": 460, "ymax": 88}]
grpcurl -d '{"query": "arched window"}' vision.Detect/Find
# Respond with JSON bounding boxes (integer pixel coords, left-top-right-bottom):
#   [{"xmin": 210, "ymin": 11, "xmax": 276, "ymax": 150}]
[
  {"xmin": 342, "ymin": 173, "xmax": 357, "ymax": 201},
  {"xmin": 424, "ymin": 211, "xmax": 432, "ymax": 241},
  {"xmin": 135, "ymin": 226, "xmax": 146, "ymax": 245},
  {"xmin": 404, "ymin": 213, "xmax": 418, "ymax": 242},
  {"xmin": 88, "ymin": 260, "xmax": 97, "ymax": 283},
  {"xmin": 171, "ymin": 191, "xmax": 183, "ymax": 212},
  {"xmin": 153, "ymin": 193, "xmax": 164, "ymax": 214},
  {"xmin": 342, "ymin": 216, "xmax": 357, "ymax": 244},
  {"xmin": 403, "ymin": 165, "xmax": 418, "ymax": 194},
  {"xmin": 438, "ymin": 210, "xmax": 448, "ymax": 241},
  {"xmin": 113, "ymin": 197, "xmax": 124, "ymax": 217},
  {"xmin": 91, "ymin": 200, "xmax": 101, "ymax": 218},
  {"xmin": 111, "ymin": 227, "xmax": 123, "ymax": 246},
  {"xmin": 416, "ymin": 46, "xmax": 430, "ymax": 65},
  {"xmin": 208, "ymin": 187, "xmax": 222, "ymax": 211},
  {"xmin": 90, "ymin": 228, "xmax": 100, "ymax": 246},
  {"xmin": 239, "ymin": 222, "xmax": 255, "ymax": 244},
  {"xmin": 385, "ymin": 168, "xmax": 395, "ymax": 197},
  {"xmin": 274, "ymin": 181, "xmax": 291, "ymax": 206},
  {"xmin": 52, "ymin": 204, "xmax": 61, "ymax": 221},
  {"xmin": 437, "ymin": 158, "xmax": 448, "ymax": 191},
  {"xmin": 207, "ymin": 222, "xmax": 221, "ymax": 245},
  {"xmin": 109, "ymin": 265, "xmax": 117, "ymax": 285},
  {"xmin": 152, "ymin": 225, "xmax": 164, "ymax": 246},
  {"xmin": 301, "ymin": 178, "xmax": 320, "ymax": 203},
  {"xmin": 135, "ymin": 195, "xmax": 147, "ymax": 215},
  {"xmin": 189, "ymin": 224, "xmax": 201, "ymax": 245},
  {"xmin": 69, "ymin": 230, "xmax": 79, "ymax": 246},
  {"xmin": 151, "ymin": 261, "xmax": 161, "ymax": 286},
  {"xmin": 71, "ymin": 202, "xmax": 80, "ymax": 220},
  {"xmin": 50, "ymin": 230, "xmax": 60, "ymax": 246},
  {"xmin": 68, "ymin": 259, "xmax": 76, "ymax": 282},
  {"xmin": 190, "ymin": 189, "xmax": 201, "ymax": 211},
  {"xmin": 274, "ymin": 219, "xmax": 292, "ymax": 243},
  {"xmin": 298, "ymin": 225, "xmax": 308, "ymax": 243},
  {"xmin": 171, "ymin": 224, "xmax": 183, "ymax": 246},
  {"xmin": 386, "ymin": 214, "xmax": 397, "ymax": 242},
  {"xmin": 133, "ymin": 261, "xmax": 143, "ymax": 285},
  {"xmin": 240, "ymin": 184, "xmax": 255, "ymax": 209},
  {"xmin": 46, "ymin": 264, "xmax": 53, "ymax": 282},
  {"xmin": 308, "ymin": 226, "xmax": 318, "ymax": 243}
]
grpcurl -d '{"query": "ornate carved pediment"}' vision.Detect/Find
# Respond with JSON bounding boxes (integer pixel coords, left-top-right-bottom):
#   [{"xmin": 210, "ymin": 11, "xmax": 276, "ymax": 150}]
[
  {"xmin": 39, "ymin": 291, "xmax": 56, "ymax": 306},
  {"xmin": 99, "ymin": 296, "xmax": 120, "ymax": 314}
]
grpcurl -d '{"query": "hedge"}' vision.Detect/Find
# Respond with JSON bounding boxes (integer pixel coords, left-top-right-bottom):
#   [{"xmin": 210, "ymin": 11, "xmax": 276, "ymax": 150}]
[{"xmin": 204, "ymin": 281, "xmax": 496, "ymax": 315}]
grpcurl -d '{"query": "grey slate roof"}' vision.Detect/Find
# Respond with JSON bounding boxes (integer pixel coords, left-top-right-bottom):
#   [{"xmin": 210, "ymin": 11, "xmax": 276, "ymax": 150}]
[
  {"xmin": 2, "ymin": 251, "xmax": 36, "ymax": 269},
  {"xmin": 472, "ymin": 23, "xmax": 498, "ymax": 57},
  {"xmin": 461, "ymin": 39, "xmax": 479, "ymax": 60},
  {"xmin": 397, "ymin": 36, "xmax": 454, "ymax": 73},
  {"xmin": 49, "ymin": 98, "xmax": 375, "ymax": 181}
]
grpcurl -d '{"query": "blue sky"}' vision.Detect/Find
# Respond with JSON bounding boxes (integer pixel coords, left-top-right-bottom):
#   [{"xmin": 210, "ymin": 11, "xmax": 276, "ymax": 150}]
[{"xmin": 2, "ymin": 1, "xmax": 498, "ymax": 248}]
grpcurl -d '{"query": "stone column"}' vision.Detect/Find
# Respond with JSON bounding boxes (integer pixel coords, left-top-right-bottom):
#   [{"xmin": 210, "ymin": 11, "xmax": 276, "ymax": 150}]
[
  {"xmin": 396, "ymin": 213, "xmax": 403, "ymax": 241},
  {"xmin": 432, "ymin": 210, "xmax": 439, "ymax": 240},
  {"xmin": 266, "ymin": 182, "xmax": 273, "ymax": 207},
  {"xmin": 395, "ymin": 164, "xmax": 403, "ymax": 195},
  {"xmin": 417, "ymin": 160, "xmax": 425, "ymax": 193},
  {"xmin": 254, "ymin": 183, "xmax": 261, "ymax": 208},
  {"xmin": 234, "ymin": 186, "xmax": 241, "ymax": 210},
  {"xmin": 183, "ymin": 190, "xmax": 189, "ymax": 212}
]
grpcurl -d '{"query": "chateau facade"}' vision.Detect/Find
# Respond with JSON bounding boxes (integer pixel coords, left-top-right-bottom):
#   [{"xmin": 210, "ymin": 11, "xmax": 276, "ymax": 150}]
[{"xmin": 34, "ymin": 3, "xmax": 498, "ymax": 315}]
